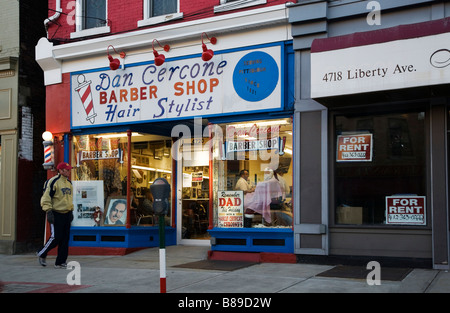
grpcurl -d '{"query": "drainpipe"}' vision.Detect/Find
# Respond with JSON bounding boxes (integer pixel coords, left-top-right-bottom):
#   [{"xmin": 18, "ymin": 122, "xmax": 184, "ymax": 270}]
[{"xmin": 44, "ymin": 0, "xmax": 62, "ymax": 38}]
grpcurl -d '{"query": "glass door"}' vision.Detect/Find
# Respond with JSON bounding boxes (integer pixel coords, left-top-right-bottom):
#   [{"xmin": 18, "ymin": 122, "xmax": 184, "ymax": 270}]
[{"xmin": 177, "ymin": 138, "xmax": 211, "ymax": 244}]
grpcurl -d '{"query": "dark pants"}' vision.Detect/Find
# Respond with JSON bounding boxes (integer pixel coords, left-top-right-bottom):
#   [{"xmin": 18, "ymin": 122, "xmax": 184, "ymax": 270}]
[{"xmin": 37, "ymin": 211, "xmax": 72, "ymax": 265}]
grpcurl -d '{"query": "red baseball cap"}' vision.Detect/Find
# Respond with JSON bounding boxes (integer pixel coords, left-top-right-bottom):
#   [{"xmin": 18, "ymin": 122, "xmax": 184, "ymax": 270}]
[{"xmin": 56, "ymin": 162, "xmax": 72, "ymax": 170}]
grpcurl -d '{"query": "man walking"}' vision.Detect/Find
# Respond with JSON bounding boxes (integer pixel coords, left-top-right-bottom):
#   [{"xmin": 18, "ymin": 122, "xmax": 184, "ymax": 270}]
[{"xmin": 37, "ymin": 162, "xmax": 74, "ymax": 268}]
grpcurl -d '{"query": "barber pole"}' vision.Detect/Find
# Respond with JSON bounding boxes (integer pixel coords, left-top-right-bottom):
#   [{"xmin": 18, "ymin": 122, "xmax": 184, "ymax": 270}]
[
  {"xmin": 44, "ymin": 144, "xmax": 52, "ymax": 163},
  {"xmin": 42, "ymin": 140, "xmax": 54, "ymax": 169},
  {"xmin": 75, "ymin": 74, "xmax": 97, "ymax": 124}
]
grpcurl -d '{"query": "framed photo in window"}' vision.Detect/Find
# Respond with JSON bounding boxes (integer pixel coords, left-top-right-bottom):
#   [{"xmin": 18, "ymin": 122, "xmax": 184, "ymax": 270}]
[{"xmin": 104, "ymin": 196, "xmax": 128, "ymax": 226}]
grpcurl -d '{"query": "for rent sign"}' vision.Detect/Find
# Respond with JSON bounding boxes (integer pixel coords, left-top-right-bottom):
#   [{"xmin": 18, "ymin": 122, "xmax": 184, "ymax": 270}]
[
  {"xmin": 385, "ymin": 196, "xmax": 426, "ymax": 225},
  {"xmin": 337, "ymin": 133, "xmax": 372, "ymax": 162}
]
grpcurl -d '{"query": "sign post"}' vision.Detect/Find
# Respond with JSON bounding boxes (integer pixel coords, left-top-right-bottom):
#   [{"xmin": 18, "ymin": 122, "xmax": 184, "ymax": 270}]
[
  {"xmin": 158, "ymin": 214, "xmax": 166, "ymax": 293},
  {"xmin": 150, "ymin": 178, "xmax": 171, "ymax": 293}
]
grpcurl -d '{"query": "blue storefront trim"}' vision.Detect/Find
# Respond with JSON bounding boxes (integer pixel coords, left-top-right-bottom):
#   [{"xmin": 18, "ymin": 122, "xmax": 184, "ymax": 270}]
[
  {"xmin": 69, "ymin": 226, "xmax": 176, "ymax": 248},
  {"xmin": 208, "ymin": 227, "xmax": 293, "ymax": 254}
]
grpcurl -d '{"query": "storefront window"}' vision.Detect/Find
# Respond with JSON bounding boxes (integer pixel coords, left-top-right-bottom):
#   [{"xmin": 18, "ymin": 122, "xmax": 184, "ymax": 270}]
[
  {"xmin": 71, "ymin": 132, "xmax": 172, "ymax": 227},
  {"xmin": 334, "ymin": 111, "xmax": 426, "ymax": 226},
  {"xmin": 211, "ymin": 118, "xmax": 293, "ymax": 228}
]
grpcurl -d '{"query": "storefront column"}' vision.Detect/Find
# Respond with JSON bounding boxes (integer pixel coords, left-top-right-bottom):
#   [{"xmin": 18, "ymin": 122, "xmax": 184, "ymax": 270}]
[
  {"xmin": 293, "ymin": 101, "xmax": 328, "ymax": 255},
  {"xmin": 126, "ymin": 129, "xmax": 132, "ymax": 229},
  {"xmin": 430, "ymin": 100, "xmax": 449, "ymax": 270}
]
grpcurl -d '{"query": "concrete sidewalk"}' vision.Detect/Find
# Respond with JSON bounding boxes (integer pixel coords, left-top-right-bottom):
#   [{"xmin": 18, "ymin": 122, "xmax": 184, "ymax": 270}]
[{"xmin": 1, "ymin": 245, "xmax": 449, "ymax": 293}]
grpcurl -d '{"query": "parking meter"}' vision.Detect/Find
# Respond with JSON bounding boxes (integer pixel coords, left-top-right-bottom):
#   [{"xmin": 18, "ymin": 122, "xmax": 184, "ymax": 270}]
[
  {"xmin": 151, "ymin": 177, "xmax": 171, "ymax": 215},
  {"xmin": 151, "ymin": 177, "xmax": 171, "ymax": 293}
]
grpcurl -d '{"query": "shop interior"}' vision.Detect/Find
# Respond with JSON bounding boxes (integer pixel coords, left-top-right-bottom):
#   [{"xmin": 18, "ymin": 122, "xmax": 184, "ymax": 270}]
[
  {"xmin": 71, "ymin": 117, "xmax": 294, "ymax": 235},
  {"xmin": 211, "ymin": 118, "xmax": 294, "ymax": 229},
  {"xmin": 72, "ymin": 132, "xmax": 173, "ymax": 227}
]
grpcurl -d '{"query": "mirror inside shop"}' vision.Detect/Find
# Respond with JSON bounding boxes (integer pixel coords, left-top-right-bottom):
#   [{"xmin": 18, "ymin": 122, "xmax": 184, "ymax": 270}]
[{"xmin": 72, "ymin": 133, "xmax": 173, "ymax": 227}]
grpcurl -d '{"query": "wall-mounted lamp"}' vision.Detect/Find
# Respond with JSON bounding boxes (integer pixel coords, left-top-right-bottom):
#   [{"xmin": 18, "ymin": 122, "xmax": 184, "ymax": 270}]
[
  {"xmin": 201, "ymin": 32, "xmax": 217, "ymax": 62},
  {"xmin": 42, "ymin": 131, "xmax": 54, "ymax": 170},
  {"xmin": 107, "ymin": 45, "xmax": 126, "ymax": 70},
  {"xmin": 152, "ymin": 39, "xmax": 170, "ymax": 66}
]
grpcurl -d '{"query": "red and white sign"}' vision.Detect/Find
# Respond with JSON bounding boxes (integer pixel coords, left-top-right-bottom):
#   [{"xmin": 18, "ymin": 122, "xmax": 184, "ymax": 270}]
[
  {"xmin": 337, "ymin": 133, "xmax": 372, "ymax": 162},
  {"xmin": 218, "ymin": 190, "xmax": 243, "ymax": 228},
  {"xmin": 385, "ymin": 196, "xmax": 426, "ymax": 225}
]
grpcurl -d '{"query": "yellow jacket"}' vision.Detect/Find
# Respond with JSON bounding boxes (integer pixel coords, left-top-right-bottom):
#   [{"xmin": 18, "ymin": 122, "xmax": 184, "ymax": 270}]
[{"xmin": 41, "ymin": 174, "xmax": 74, "ymax": 213}]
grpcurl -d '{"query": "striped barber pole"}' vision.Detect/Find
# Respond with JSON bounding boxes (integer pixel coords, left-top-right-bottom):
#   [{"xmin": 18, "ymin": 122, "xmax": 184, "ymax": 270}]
[
  {"xmin": 75, "ymin": 74, "xmax": 97, "ymax": 124},
  {"xmin": 44, "ymin": 144, "xmax": 53, "ymax": 164}
]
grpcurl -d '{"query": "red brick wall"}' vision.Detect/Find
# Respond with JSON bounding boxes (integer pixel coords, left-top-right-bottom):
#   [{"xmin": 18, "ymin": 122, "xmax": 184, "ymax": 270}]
[
  {"xmin": 45, "ymin": 73, "xmax": 71, "ymax": 134},
  {"xmin": 108, "ymin": 0, "xmax": 143, "ymax": 34},
  {"xmin": 46, "ymin": 0, "xmax": 294, "ymax": 42}
]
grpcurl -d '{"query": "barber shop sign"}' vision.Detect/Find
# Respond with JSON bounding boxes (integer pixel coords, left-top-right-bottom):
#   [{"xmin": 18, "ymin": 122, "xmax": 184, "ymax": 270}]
[{"xmin": 71, "ymin": 44, "xmax": 283, "ymax": 128}]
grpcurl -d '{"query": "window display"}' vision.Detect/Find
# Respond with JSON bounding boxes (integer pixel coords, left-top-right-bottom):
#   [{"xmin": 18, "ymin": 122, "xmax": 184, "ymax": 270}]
[
  {"xmin": 334, "ymin": 111, "xmax": 426, "ymax": 225},
  {"xmin": 72, "ymin": 133, "xmax": 172, "ymax": 226},
  {"xmin": 211, "ymin": 118, "xmax": 293, "ymax": 228}
]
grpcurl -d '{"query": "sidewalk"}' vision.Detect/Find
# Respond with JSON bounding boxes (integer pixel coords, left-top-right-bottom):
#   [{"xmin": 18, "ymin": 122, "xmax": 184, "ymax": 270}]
[{"xmin": 1, "ymin": 245, "xmax": 449, "ymax": 293}]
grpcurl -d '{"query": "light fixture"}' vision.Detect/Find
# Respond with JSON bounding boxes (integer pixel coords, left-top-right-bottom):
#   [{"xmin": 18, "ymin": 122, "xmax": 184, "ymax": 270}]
[
  {"xmin": 107, "ymin": 45, "xmax": 126, "ymax": 70},
  {"xmin": 93, "ymin": 132, "xmax": 143, "ymax": 139},
  {"xmin": 132, "ymin": 165, "xmax": 171, "ymax": 173},
  {"xmin": 42, "ymin": 131, "xmax": 53, "ymax": 142},
  {"xmin": 152, "ymin": 39, "xmax": 170, "ymax": 66},
  {"xmin": 201, "ymin": 32, "xmax": 217, "ymax": 62},
  {"xmin": 42, "ymin": 131, "xmax": 54, "ymax": 170}
]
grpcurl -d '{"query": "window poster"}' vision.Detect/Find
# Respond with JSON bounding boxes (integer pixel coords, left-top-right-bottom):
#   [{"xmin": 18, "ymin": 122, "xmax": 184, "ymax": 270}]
[
  {"xmin": 385, "ymin": 196, "xmax": 426, "ymax": 225},
  {"xmin": 218, "ymin": 190, "xmax": 244, "ymax": 228},
  {"xmin": 192, "ymin": 172, "xmax": 203, "ymax": 182},
  {"xmin": 337, "ymin": 133, "xmax": 373, "ymax": 162},
  {"xmin": 72, "ymin": 180, "xmax": 104, "ymax": 226}
]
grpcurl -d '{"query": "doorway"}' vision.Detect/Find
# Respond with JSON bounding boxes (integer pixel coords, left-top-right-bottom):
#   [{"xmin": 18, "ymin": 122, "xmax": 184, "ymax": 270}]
[{"xmin": 177, "ymin": 138, "xmax": 211, "ymax": 245}]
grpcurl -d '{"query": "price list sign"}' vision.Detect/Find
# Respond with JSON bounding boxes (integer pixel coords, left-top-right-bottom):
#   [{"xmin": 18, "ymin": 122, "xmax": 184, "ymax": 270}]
[{"xmin": 385, "ymin": 196, "xmax": 426, "ymax": 225}]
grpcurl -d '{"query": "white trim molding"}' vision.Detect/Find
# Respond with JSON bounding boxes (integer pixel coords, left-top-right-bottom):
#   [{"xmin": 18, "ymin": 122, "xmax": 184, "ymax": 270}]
[
  {"xmin": 214, "ymin": 0, "xmax": 267, "ymax": 13},
  {"xmin": 70, "ymin": 0, "xmax": 110, "ymax": 39},
  {"xmin": 138, "ymin": 0, "xmax": 183, "ymax": 27}
]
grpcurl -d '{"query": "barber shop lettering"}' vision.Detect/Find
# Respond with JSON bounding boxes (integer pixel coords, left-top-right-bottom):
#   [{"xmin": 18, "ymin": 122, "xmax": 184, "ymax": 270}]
[
  {"xmin": 92, "ymin": 61, "xmax": 225, "ymax": 122},
  {"xmin": 71, "ymin": 45, "xmax": 282, "ymax": 127}
]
